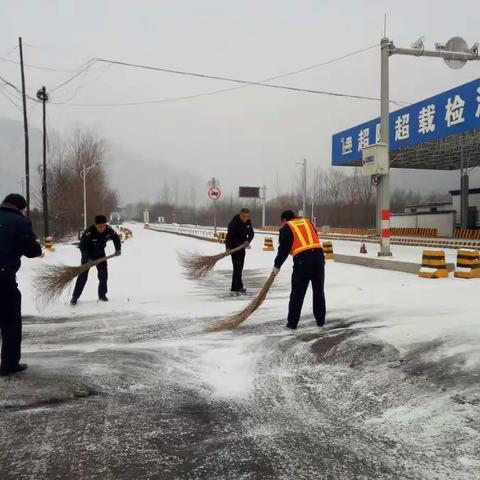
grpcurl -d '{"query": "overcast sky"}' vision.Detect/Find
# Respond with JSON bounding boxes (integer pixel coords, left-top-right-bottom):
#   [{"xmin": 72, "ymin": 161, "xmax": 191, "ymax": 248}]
[{"xmin": 1, "ymin": 0, "xmax": 479, "ymax": 203}]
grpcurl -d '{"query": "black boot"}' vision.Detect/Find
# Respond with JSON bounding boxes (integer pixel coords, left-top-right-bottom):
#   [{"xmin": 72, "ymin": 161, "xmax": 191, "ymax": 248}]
[{"xmin": 99, "ymin": 296, "xmax": 109, "ymax": 302}]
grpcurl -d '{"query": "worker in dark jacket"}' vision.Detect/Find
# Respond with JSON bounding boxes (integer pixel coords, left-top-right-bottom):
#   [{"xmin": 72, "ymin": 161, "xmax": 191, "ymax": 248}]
[
  {"xmin": 272, "ymin": 210, "xmax": 325, "ymax": 330},
  {"xmin": 226, "ymin": 208, "xmax": 255, "ymax": 294},
  {"xmin": 0, "ymin": 194, "xmax": 42, "ymax": 376},
  {"xmin": 70, "ymin": 215, "xmax": 121, "ymax": 304}
]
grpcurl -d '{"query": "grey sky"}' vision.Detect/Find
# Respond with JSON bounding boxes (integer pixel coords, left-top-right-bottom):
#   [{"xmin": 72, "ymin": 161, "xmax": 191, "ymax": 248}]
[{"xmin": 1, "ymin": 0, "xmax": 480, "ymax": 203}]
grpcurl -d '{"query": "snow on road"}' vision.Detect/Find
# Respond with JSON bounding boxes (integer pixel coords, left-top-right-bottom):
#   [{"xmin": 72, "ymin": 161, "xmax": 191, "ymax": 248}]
[{"xmin": 1, "ymin": 223, "xmax": 479, "ymax": 479}]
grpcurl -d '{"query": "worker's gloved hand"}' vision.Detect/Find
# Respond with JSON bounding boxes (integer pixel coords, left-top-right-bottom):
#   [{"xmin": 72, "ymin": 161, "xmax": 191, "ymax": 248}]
[
  {"xmin": 243, "ymin": 241, "xmax": 250, "ymax": 248},
  {"xmin": 272, "ymin": 267, "xmax": 280, "ymax": 276},
  {"xmin": 115, "ymin": 250, "xmax": 122, "ymax": 257}
]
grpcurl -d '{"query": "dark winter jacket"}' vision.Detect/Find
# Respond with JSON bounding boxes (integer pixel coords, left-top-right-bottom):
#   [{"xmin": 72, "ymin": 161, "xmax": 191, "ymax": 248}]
[
  {"xmin": 225, "ymin": 214, "xmax": 254, "ymax": 249},
  {"xmin": 0, "ymin": 203, "xmax": 42, "ymax": 273},
  {"xmin": 79, "ymin": 225, "xmax": 121, "ymax": 260}
]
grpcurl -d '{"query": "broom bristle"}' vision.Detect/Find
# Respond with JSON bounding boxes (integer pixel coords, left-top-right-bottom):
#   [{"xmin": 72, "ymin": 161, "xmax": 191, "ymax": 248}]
[
  {"xmin": 177, "ymin": 245, "xmax": 245, "ymax": 280},
  {"xmin": 34, "ymin": 255, "xmax": 114, "ymax": 305},
  {"xmin": 212, "ymin": 272, "xmax": 276, "ymax": 331}
]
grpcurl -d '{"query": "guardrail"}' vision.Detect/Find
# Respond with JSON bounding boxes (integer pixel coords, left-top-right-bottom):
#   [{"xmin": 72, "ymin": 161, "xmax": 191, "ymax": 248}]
[{"xmin": 145, "ymin": 224, "xmax": 220, "ymax": 242}]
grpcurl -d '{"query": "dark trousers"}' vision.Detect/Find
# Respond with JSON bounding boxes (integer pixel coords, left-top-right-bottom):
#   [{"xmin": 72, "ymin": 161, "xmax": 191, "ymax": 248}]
[
  {"xmin": 72, "ymin": 255, "xmax": 108, "ymax": 300},
  {"xmin": 287, "ymin": 249, "xmax": 326, "ymax": 328},
  {"xmin": 231, "ymin": 250, "xmax": 246, "ymax": 292},
  {"xmin": 0, "ymin": 271, "xmax": 22, "ymax": 373}
]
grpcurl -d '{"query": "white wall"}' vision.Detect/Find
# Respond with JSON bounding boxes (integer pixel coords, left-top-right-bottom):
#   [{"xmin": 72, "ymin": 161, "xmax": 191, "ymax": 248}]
[{"xmin": 391, "ymin": 212, "xmax": 456, "ymax": 237}]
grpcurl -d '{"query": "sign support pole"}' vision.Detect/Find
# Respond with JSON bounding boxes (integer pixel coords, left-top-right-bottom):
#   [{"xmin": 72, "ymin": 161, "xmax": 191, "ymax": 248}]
[{"xmin": 378, "ymin": 37, "xmax": 392, "ymax": 256}]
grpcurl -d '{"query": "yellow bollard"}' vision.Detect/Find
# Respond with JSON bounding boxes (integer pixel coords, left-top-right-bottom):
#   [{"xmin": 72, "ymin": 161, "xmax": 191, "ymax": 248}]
[
  {"xmin": 263, "ymin": 237, "xmax": 274, "ymax": 251},
  {"xmin": 454, "ymin": 249, "xmax": 480, "ymax": 279},
  {"xmin": 418, "ymin": 250, "xmax": 448, "ymax": 278},
  {"xmin": 323, "ymin": 241, "xmax": 334, "ymax": 260}
]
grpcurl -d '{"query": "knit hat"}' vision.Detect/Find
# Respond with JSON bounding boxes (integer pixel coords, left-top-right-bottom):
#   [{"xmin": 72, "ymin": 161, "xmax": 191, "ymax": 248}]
[
  {"xmin": 2, "ymin": 193, "xmax": 27, "ymax": 211},
  {"xmin": 94, "ymin": 214, "xmax": 107, "ymax": 224}
]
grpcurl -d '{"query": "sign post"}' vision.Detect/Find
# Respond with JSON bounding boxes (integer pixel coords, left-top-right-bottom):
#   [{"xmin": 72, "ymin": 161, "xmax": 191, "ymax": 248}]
[
  {"xmin": 332, "ymin": 36, "xmax": 480, "ymax": 257},
  {"xmin": 208, "ymin": 180, "xmax": 221, "ymax": 236}
]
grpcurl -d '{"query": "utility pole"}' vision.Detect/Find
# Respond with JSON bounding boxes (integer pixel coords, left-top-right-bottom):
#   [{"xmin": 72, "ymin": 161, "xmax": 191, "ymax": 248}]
[
  {"xmin": 19, "ymin": 37, "xmax": 30, "ymax": 217},
  {"xmin": 37, "ymin": 86, "xmax": 49, "ymax": 238}
]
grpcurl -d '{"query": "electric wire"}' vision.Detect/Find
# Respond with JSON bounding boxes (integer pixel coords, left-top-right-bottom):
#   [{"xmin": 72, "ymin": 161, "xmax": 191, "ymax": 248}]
[
  {"xmin": 53, "ymin": 44, "xmax": 396, "ymax": 107},
  {"xmin": 0, "ymin": 56, "xmax": 79, "ymax": 73}
]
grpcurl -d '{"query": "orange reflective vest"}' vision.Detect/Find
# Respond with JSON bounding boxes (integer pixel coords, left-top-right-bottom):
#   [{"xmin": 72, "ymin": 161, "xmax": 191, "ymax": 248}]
[{"xmin": 287, "ymin": 218, "xmax": 322, "ymax": 256}]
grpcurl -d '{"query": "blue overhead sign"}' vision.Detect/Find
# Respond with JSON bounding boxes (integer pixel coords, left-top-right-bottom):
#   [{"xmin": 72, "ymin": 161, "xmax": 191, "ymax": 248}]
[{"xmin": 332, "ymin": 78, "xmax": 480, "ymax": 166}]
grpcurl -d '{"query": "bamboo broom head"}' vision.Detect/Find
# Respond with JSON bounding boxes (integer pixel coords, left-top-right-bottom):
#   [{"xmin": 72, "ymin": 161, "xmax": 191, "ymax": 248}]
[
  {"xmin": 212, "ymin": 272, "xmax": 276, "ymax": 331},
  {"xmin": 34, "ymin": 255, "xmax": 114, "ymax": 305},
  {"xmin": 177, "ymin": 244, "xmax": 245, "ymax": 280}
]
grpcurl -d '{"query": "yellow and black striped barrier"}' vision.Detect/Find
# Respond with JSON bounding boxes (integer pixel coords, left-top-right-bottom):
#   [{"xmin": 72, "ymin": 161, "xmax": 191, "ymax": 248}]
[
  {"xmin": 323, "ymin": 241, "xmax": 334, "ymax": 260},
  {"xmin": 454, "ymin": 229, "xmax": 480, "ymax": 240},
  {"xmin": 263, "ymin": 237, "xmax": 274, "ymax": 251},
  {"xmin": 418, "ymin": 250, "xmax": 448, "ymax": 278},
  {"xmin": 454, "ymin": 249, "xmax": 480, "ymax": 279}
]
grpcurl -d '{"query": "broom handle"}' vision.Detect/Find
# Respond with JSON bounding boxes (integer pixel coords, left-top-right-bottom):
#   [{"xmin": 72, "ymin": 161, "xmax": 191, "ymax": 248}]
[
  {"xmin": 225, "ymin": 244, "xmax": 247, "ymax": 256},
  {"xmin": 87, "ymin": 253, "xmax": 118, "ymax": 268}
]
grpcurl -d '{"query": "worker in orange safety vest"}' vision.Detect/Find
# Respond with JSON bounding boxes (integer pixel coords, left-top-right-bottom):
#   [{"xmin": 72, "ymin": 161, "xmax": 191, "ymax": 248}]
[{"xmin": 272, "ymin": 210, "xmax": 326, "ymax": 330}]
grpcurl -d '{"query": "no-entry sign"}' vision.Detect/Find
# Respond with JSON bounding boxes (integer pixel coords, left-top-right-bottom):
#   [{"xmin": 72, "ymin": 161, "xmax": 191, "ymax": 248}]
[{"xmin": 208, "ymin": 186, "xmax": 221, "ymax": 201}]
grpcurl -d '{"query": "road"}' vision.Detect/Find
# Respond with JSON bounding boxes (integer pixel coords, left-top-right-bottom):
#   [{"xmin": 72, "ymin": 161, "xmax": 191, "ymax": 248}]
[{"xmin": 1, "ymin": 227, "xmax": 479, "ymax": 479}]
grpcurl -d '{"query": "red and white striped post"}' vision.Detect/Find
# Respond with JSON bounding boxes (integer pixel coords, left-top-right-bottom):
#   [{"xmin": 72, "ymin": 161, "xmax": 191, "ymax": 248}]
[{"xmin": 379, "ymin": 209, "xmax": 392, "ymax": 256}]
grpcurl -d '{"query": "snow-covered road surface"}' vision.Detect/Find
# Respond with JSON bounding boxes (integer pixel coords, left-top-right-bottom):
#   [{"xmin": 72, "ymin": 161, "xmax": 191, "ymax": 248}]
[{"xmin": 1, "ymin": 224, "xmax": 479, "ymax": 479}]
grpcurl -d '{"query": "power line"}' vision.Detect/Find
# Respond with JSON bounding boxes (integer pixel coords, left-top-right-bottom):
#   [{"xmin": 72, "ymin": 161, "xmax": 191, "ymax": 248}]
[
  {"xmin": 88, "ymin": 56, "xmax": 388, "ymax": 103},
  {"xmin": 0, "ymin": 84, "xmax": 23, "ymax": 112},
  {"xmin": 0, "ymin": 55, "xmax": 79, "ymax": 73},
  {"xmin": 50, "ymin": 59, "xmax": 96, "ymax": 93},
  {"xmin": 0, "ymin": 74, "xmax": 40, "ymax": 102},
  {"xmin": 53, "ymin": 44, "xmax": 390, "ymax": 107}
]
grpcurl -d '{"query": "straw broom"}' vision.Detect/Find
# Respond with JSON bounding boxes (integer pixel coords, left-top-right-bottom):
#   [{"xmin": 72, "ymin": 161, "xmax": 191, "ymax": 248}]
[
  {"xmin": 34, "ymin": 253, "xmax": 117, "ymax": 305},
  {"xmin": 177, "ymin": 244, "xmax": 246, "ymax": 280},
  {"xmin": 212, "ymin": 271, "xmax": 276, "ymax": 331}
]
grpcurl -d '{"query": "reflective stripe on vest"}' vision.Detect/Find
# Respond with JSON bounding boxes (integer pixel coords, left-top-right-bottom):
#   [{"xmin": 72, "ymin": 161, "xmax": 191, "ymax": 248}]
[{"xmin": 287, "ymin": 218, "xmax": 322, "ymax": 256}]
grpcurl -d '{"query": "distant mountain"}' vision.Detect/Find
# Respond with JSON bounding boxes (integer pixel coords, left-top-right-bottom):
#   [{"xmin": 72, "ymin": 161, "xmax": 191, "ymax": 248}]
[
  {"xmin": 104, "ymin": 142, "xmax": 200, "ymax": 205},
  {"xmin": 0, "ymin": 117, "xmax": 199, "ymax": 205}
]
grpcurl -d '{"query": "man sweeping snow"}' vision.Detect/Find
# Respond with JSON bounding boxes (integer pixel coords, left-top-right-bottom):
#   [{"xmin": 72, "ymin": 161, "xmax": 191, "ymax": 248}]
[
  {"xmin": 226, "ymin": 208, "xmax": 254, "ymax": 294},
  {"xmin": 272, "ymin": 210, "xmax": 326, "ymax": 330},
  {"xmin": 0, "ymin": 194, "xmax": 42, "ymax": 376},
  {"xmin": 70, "ymin": 215, "xmax": 121, "ymax": 305}
]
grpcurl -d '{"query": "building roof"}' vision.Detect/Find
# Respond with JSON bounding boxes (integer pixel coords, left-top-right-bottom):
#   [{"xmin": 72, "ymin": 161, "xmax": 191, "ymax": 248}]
[
  {"xmin": 405, "ymin": 202, "xmax": 452, "ymax": 208},
  {"xmin": 449, "ymin": 187, "xmax": 480, "ymax": 196}
]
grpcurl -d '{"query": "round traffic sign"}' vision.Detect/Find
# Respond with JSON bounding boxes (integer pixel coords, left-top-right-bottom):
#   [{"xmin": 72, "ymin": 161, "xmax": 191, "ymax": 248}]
[{"xmin": 208, "ymin": 187, "xmax": 221, "ymax": 200}]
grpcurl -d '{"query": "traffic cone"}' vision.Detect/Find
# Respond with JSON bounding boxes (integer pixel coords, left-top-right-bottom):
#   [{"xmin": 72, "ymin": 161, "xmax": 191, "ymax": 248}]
[{"xmin": 360, "ymin": 241, "xmax": 367, "ymax": 254}]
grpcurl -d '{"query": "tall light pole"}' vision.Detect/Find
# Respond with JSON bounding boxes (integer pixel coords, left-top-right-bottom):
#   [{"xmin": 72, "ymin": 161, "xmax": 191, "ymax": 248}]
[
  {"xmin": 80, "ymin": 162, "xmax": 101, "ymax": 230},
  {"xmin": 296, "ymin": 159, "xmax": 307, "ymax": 217},
  {"xmin": 261, "ymin": 185, "xmax": 267, "ymax": 228},
  {"xmin": 37, "ymin": 86, "xmax": 49, "ymax": 238}
]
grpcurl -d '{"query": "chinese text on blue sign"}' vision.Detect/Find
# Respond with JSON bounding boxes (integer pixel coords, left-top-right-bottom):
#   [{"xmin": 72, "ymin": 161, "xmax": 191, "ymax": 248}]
[{"xmin": 331, "ymin": 78, "xmax": 480, "ymax": 166}]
